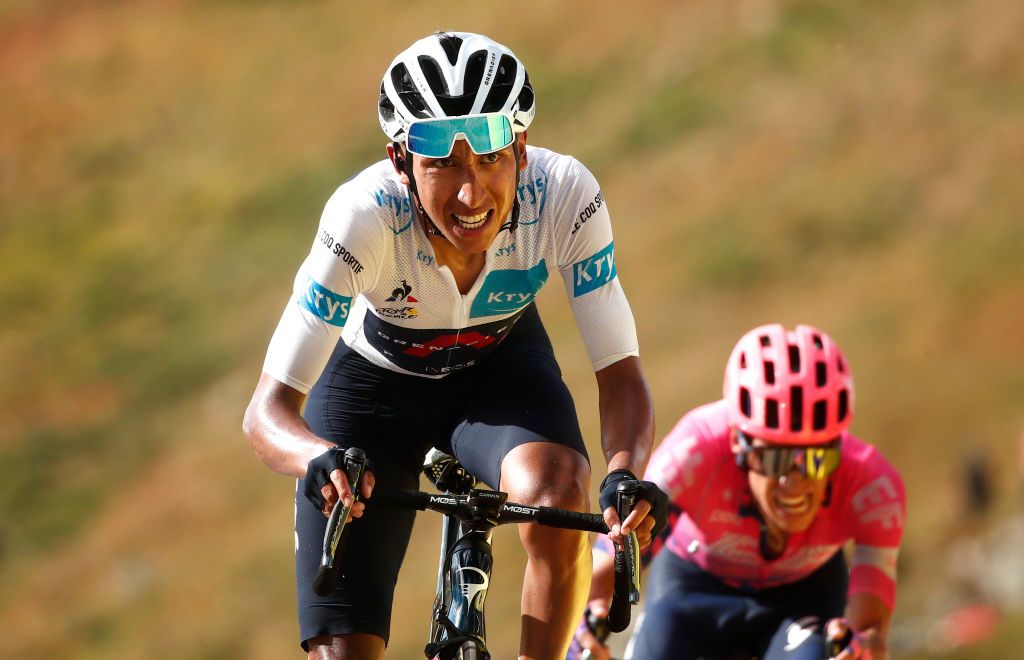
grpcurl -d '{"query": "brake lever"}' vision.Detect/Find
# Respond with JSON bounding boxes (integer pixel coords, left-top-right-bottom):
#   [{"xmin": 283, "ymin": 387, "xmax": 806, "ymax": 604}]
[{"xmin": 312, "ymin": 447, "xmax": 367, "ymax": 596}]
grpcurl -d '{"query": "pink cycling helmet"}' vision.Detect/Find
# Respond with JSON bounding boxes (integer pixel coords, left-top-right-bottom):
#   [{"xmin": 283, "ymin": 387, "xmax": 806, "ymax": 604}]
[{"xmin": 724, "ymin": 324, "xmax": 854, "ymax": 445}]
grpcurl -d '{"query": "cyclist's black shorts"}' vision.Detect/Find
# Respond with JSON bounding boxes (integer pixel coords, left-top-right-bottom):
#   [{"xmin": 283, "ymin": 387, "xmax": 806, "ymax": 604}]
[
  {"xmin": 627, "ymin": 549, "xmax": 848, "ymax": 660},
  {"xmin": 294, "ymin": 303, "xmax": 588, "ymax": 649}
]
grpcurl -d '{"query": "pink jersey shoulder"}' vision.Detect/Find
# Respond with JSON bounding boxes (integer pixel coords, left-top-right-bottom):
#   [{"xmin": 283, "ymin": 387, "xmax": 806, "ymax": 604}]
[
  {"xmin": 646, "ymin": 400, "xmax": 732, "ymax": 503},
  {"xmin": 834, "ymin": 434, "xmax": 906, "ymax": 544}
]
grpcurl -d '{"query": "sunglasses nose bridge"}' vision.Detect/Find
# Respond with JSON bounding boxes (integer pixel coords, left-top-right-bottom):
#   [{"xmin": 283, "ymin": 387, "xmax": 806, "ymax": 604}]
[{"xmin": 775, "ymin": 464, "xmax": 810, "ymax": 486}]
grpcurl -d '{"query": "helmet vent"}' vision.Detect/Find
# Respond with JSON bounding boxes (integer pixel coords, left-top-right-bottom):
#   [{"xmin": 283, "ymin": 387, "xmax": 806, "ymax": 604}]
[
  {"xmin": 764, "ymin": 361, "xmax": 775, "ymax": 385},
  {"xmin": 790, "ymin": 386, "xmax": 804, "ymax": 432},
  {"xmin": 812, "ymin": 334, "xmax": 824, "ymax": 350},
  {"xmin": 766, "ymin": 399, "xmax": 779, "ymax": 429},
  {"xmin": 417, "ymin": 56, "xmax": 450, "ymax": 97},
  {"xmin": 517, "ymin": 72, "xmax": 535, "ymax": 112},
  {"xmin": 481, "ymin": 54, "xmax": 519, "ymax": 113},
  {"xmin": 787, "ymin": 344, "xmax": 801, "ymax": 373},
  {"xmin": 740, "ymin": 387, "xmax": 752, "ymax": 418},
  {"xmin": 463, "ymin": 51, "xmax": 487, "ymax": 97},
  {"xmin": 816, "ymin": 361, "xmax": 827, "ymax": 387},
  {"xmin": 813, "ymin": 400, "xmax": 828, "ymax": 431},
  {"xmin": 759, "ymin": 335, "xmax": 771, "ymax": 347},
  {"xmin": 378, "ymin": 85, "xmax": 396, "ymax": 123},
  {"xmin": 837, "ymin": 356, "xmax": 847, "ymax": 373},
  {"xmin": 739, "ymin": 352, "xmax": 747, "ymax": 369},
  {"xmin": 391, "ymin": 64, "xmax": 430, "ymax": 118},
  {"xmin": 436, "ymin": 32, "xmax": 463, "ymax": 66},
  {"xmin": 838, "ymin": 389, "xmax": 849, "ymax": 422},
  {"xmin": 391, "ymin": 63, "xmax": 415, "ymax": 93}
]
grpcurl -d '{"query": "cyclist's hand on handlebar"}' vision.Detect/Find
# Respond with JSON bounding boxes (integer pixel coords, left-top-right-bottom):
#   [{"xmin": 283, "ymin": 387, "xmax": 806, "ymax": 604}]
[
  {"xmin": 598, "ymin": 469, "xmax": 668, "ymax": 547},
  {"xmin": 302, "ymin": 446, "xmax": 375, "ymax": 519},
  {"xmin": 825, "ymin": 618, "xmax": 869, "ymax": 660},
  {"xmin": 321, "ymin": 467, "xmax": 375, "ymax": 519},
  {"xmin": 603, "ymin": 499, "xmax": 655, "ymax": 548}
]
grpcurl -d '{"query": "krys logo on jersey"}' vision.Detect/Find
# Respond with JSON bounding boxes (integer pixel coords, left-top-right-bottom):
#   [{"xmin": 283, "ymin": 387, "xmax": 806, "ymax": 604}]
[
  {"xmin": 513, "ymin": 171, "xmax": 548, "ymax": 225},
  {"xmin": 374, "ymin": 188, "xmax": 413, "ymax": 234},
  {"xmin": 572, "ymin": 242, "xmax": 617, "ymax": 298},
  {"xmin": 299, "ymin": 278, "xmax": 352, "ymax": 327},
  {"xmin": 470, "ymin": 260, "xmax": 548, "ymax": 318}
]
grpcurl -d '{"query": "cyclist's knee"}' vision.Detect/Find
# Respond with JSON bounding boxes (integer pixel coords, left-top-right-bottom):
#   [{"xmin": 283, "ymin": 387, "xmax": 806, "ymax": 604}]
[{"xmin": 501, "ymin": 442, "xmax": 590, "ymax": 511}]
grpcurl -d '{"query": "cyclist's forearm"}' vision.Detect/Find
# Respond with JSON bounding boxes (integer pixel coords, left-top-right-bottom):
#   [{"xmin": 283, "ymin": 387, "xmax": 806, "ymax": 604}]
[
  {"xmin": 846, "ymin": 592, "xmax": 891, "ymax": 659},
  {"xmin": 243, "ymin": 372, "xmax": 336, "ymax": 478},
  {"xmin": 595, "ymin": 356, "xmax": 655, "ymax": 474}
]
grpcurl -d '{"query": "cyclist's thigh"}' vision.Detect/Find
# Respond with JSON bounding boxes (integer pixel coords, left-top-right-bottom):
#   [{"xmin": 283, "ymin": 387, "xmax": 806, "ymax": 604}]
[
  {"xmin": 306, "ymin": 633, "xmax": 384, "ymax": 660},
  {"xmin": 628, "ymin": 551, "xmax": 751, "ymax": 659},
  {"xmin": 445, "ymin": 306, "xmax": 588, "ymax": 489},
  {"xmin": 296, "ymin": 343, "xmax": 445, "ymax": 650},
  {"xmin": 759, "ymin": 551, "xmax": 848, "ymax": 660}
]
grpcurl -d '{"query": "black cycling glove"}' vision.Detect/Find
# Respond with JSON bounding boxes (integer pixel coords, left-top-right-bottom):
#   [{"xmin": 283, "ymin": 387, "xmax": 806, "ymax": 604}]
[
  {"xmin": 302, "ymin": 446, "xmax": 349, "ymax": 510},
  {"xmin": 599, "ymin": 469, "xmax": 670, "ymax": 538}
]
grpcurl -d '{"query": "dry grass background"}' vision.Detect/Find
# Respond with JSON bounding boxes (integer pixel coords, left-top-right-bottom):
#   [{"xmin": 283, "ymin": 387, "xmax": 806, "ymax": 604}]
[{"xmin": 2, "ymin": 0, "xmax": 1023, "ymax": 657}]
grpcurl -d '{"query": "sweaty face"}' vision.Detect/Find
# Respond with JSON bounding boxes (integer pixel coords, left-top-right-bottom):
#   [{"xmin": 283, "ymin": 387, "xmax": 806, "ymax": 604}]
[
  {"xmin": 410, "ymin": 133, "xmax": 526, "ymax": 254},
  {"xmin": 741, "ymin": 436, "xmax": 829, "ymax": 534}
]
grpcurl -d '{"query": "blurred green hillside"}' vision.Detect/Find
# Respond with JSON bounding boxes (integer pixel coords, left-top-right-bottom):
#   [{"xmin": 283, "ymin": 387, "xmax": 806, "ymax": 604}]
[{"xmin": 2, "ymin": 0, "xmax": 1023, "ymax": 657}]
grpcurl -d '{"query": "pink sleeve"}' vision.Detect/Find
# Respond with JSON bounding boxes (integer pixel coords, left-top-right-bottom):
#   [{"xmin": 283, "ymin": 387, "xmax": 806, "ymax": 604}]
[{"xmin": 844, "ymin": 442, "xmax": 906, "ymax": 610}]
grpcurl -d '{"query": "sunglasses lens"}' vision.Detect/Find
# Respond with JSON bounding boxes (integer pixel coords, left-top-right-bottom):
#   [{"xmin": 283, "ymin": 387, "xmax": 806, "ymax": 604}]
[
  {"xmin": 803, "ymin": 446, "xmax": 841, "ymax": 479},
  {"xmin": 407, "ymin": 121, "xmax": 456, "ymax": 158},
  {"xmin": 743, "ymin": 435, "xmax": 841, "ymax": 480},
  {"xmin": 759, "ymin": 447, "xmax": 797, "ymax": 479},
  {"xmin": 407, "ymin": 114, "xmax": 514, "ymax": 158}
]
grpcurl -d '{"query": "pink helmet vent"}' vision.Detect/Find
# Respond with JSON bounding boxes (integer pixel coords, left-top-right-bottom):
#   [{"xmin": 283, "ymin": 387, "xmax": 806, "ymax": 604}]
[{"xmin": 723, "ymin": 324, "xmax": 854, "ymax": 446}]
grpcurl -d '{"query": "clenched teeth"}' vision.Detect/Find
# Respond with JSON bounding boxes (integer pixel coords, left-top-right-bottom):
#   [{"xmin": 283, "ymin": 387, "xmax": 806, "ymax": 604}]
[
  {"xmin": 453, "ymin": 211, "xmax": 489, "ymax": 229},
  {"xmin": 774, "ymin": 494, "xmax": 810, "ymax": 513}
]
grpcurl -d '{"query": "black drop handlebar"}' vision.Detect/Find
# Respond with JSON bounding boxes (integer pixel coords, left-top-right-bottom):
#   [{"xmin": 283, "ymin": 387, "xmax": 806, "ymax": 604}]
[
  {"xmin": 311, "ymin": 447, "xmax": 368, "ymax": 597},
  {"xmin": 313, "ymin": 447, "xmax": 641, "ymax": 632}
]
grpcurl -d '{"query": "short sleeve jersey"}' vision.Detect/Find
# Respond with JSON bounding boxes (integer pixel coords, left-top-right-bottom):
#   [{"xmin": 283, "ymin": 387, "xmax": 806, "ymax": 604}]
[
  {"xmin": 618, "ymin": 401, "xmax": 906, "ymax": 610},
  {"xmin": 262, "ymin": 146, "xmax": 639, "ymax": 391}
]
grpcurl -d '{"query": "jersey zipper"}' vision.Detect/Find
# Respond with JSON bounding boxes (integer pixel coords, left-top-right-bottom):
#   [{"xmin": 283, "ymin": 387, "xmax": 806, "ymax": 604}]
[{"xmin": 444, "ymin": 296, "xmax": 468, "ymax": 372}]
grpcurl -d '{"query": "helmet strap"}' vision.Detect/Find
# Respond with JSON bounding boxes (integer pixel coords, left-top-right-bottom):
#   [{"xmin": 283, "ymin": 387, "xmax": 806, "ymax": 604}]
[
  {"xmin": 734, "ymin": 429, "xmax": 752, "ymax": 471},
  {"xmin": 505, "ymin": 140, "xmax": 522, "ymax": 234},
  {"xmin": 393, "ymin": 141, "xmax": 444, "ymax": 238}
]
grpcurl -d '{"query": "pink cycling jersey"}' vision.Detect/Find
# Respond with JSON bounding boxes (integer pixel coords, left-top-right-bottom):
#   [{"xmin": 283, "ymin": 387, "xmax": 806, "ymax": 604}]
[{"xmin": 602, "ymin": 400, "xmax": 905, "ymax": 610}]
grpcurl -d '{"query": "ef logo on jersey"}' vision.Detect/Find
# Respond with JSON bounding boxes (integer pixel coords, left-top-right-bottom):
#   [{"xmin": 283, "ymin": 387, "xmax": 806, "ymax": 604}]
[{"xmin": 299, "ymin": 277, "xmax": 352, "ymax": 327}]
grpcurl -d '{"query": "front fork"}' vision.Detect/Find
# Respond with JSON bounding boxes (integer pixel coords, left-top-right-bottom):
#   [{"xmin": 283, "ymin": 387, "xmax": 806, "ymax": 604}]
[
  {"xmin": 427, "ymin": 493, "xmax": 501, "ymax": 659},
  {"xmin": 445, "ymin": 526, "xmax": 493, "ymax": 640}
]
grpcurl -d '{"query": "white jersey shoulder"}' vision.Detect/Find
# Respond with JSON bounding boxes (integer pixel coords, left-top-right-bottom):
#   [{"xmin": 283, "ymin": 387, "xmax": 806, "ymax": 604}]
[{"xmin": 262, "ymin": 146, "xmax": 639, "ymax": 390}]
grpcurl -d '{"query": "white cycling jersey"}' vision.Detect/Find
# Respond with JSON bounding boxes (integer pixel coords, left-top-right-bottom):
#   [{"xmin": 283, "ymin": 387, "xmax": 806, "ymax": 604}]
[{"xmin": 263, "ymin": 146, "xmax": 639, "ymax": 391}]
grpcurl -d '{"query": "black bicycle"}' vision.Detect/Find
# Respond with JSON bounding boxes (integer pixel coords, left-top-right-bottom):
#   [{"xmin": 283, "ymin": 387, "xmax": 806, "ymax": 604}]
[{"xmin": 313, "ymin": 447, "xmax": 641, "ymax": 660}]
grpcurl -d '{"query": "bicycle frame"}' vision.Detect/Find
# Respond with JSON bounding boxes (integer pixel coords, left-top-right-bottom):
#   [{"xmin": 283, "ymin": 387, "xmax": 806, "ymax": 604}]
[{"xmin": 424, "ymin": 448, "xmax": 494, "ymax": 659}]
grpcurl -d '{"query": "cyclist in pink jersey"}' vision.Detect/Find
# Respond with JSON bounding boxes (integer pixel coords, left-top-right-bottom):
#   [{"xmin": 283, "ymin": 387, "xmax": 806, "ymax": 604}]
[{"xmin": 571, "ymin": 324, "xmax": 905, "ymax": 660}]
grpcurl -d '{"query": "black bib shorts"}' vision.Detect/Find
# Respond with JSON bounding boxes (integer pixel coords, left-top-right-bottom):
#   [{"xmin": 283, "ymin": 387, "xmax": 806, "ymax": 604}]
[
  {"xmin": 627, "ymin": 549, "xmax": 848, "ymax": 659},
  {"xmin": 293, "ymin": 303, "xmax": 588, "ymax": 649}
]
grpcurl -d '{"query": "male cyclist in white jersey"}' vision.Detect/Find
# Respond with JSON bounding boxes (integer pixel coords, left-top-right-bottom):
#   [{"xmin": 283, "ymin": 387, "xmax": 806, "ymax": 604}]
[
  {"xmin": 571, "ymin": 325, "xmax": 905, "ymax": 660},
  {"xmin": 243, "ymin": 31, "xmax": 667, "ymax": 659}
]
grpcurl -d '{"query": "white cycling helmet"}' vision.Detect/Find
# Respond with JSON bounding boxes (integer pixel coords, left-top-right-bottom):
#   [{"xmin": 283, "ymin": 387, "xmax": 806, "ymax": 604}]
[{"xmin": 378, "ymin": 31, "xmax": 536, "ymax": 142}]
